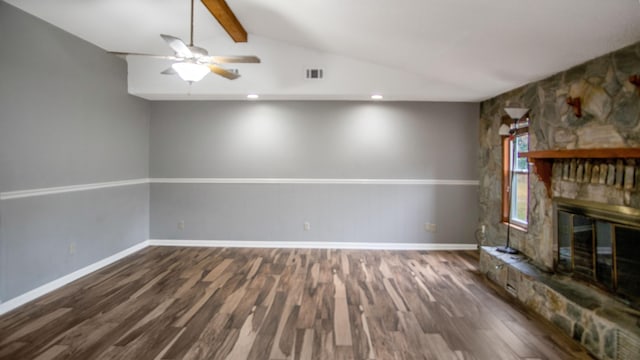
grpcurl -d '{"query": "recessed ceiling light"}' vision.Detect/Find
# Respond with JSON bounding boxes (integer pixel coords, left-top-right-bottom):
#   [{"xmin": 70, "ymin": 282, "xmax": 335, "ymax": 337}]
[
  {"xmin": 247, "ymin": 94, "xmax": 259, "ymax": 99},
  {"xmin": 371, "ymin": 94, "xmax": 383, "ymax": 100}
]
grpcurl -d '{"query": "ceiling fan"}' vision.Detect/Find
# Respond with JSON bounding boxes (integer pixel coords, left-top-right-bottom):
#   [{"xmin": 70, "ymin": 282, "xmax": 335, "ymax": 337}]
[{"xmin": 112, "ymin": 0, "xmax": 260, "ymax": 83}]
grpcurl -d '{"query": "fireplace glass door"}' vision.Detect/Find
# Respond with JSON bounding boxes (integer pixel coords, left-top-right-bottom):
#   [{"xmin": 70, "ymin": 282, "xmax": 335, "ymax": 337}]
[
  {"xmin": 556, "ymin": 201, "xmax": 640, "ymax": 308},
  {"xmin": 615, "ymin": 225, "xmax": 640, "ymax": 302},
  {"xmin": 595, "ymin": 221, "xmax": 613, "ymax": 289},
  {"xmin": 557, "ymin": 212, "xmax": 597, "ymax": 280}
]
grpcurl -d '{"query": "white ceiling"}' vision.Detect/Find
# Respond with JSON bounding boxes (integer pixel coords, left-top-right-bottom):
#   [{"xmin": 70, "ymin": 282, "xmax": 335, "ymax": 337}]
[{"xmin": 6, "ymin": 0, "xmax": 640, "ymax": 101}]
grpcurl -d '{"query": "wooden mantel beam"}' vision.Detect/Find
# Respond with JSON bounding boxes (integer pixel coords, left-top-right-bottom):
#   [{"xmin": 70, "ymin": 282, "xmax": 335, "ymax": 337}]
[
  {"xmin": 520, "ymin": 148, "xmax": 640, "ymax": 159},
  {"xmin": 201, "ymin": 0, "xmax": 248, "ymax": 42},
  {"xmin": 520, "ymin": 148, "xmax": 640, "ymax": 197}
]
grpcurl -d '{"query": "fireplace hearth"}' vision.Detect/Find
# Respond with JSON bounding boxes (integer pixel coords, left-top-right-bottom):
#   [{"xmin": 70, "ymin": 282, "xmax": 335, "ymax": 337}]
[{"xmin": 556, "ymin": 198, "xmax": 640, "ymax": 309}]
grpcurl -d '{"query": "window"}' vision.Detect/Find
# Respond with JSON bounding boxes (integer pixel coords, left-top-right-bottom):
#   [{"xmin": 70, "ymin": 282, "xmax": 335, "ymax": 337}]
[{"xmin": 502, "ymin": 131, "xmax": 529, "ymax": 229}]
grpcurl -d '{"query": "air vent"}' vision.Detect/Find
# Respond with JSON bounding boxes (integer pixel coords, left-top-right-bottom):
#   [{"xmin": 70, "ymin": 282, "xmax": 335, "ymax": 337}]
[
  {"xmin": 617, "ymin": 329, "xmax": 640, "ymax": 360},
  {"xmin": 305, "ymin": 69, "xmax": 324, "ymax": 79}
]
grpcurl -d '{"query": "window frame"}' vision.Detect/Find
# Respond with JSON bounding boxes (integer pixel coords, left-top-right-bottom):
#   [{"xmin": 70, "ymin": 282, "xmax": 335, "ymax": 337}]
[{"xmin": 502, "ymin": 127, "xmax": 529, "ymax": 231}]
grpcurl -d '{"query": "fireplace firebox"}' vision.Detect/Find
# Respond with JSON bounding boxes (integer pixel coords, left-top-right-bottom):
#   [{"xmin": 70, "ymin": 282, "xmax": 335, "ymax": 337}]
[{"xmin": 556, "ymin": 198, "xmax": 640, "ymax": 308}]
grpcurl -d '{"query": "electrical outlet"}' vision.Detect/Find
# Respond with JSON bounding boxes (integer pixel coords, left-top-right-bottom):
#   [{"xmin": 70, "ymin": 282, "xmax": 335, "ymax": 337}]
[
  {"xmin": 424, "ymin": 223, "xmax": 437, "ymax": 233},
  {"xmin": 69, "ymin": 242, "xmax": 76, "ymax": 255},
  {"xmin": 304, "ymin": 222, "xmax": 311, "ymax": 231},
  {"xmin": 481, "ymin": 225, "xmax": 486, "ymax": 234},
  {"xmin": 178, "ymin": 220, "xmax": 185, "ymax": 230}
]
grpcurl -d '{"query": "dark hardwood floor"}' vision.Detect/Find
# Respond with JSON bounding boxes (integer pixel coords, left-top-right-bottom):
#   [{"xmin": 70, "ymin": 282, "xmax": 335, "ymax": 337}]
[{"xmin": 0, "ymin": 247, "xmax": 593, "ymax": 360}]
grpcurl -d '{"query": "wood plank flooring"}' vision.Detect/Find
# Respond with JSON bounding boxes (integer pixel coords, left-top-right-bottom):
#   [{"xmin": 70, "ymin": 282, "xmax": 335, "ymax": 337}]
[{"xmin": 0, "ymin": 247, "xmax": 594, "ymax": 360}]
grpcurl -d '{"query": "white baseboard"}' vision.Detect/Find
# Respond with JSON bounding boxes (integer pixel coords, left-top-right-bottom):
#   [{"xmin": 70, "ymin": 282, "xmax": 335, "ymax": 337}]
[
  {"xmin": 0, "ymin": 241, "xmax": 149, "ymax": 315},
  {"xmin": 148, "ymin": 239, "xmax": 478, "ymax": 251}
]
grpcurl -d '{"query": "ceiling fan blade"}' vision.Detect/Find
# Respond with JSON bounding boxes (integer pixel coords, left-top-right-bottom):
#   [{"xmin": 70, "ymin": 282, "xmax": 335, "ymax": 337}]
[
  {"xmin": 109, "ymin": 51, "xmax": 180, "ymax": 61},
  {"xmin": 160, "ymin": 34, "xmax": 193, "ymax": 58},
  {"xmin": 160, "ymin": 67, "xmax": 177, "ymax": 75},
  {"xmin": 208, "ymin": 64, "xmax": 240, "ymax": 80},
  {"xmin": 210, "ymin": 55, "xmax": 260, "ymax": 64},
  {"xmin": 201, "ymin": 0, "xmax": 248, "ymax": 42}
]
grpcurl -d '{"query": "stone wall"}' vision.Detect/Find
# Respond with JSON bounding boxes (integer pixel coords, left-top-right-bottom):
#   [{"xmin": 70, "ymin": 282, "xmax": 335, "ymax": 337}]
[{"xmin": 479, "ymin": 42, "xmax": 640, "ymax": 269}]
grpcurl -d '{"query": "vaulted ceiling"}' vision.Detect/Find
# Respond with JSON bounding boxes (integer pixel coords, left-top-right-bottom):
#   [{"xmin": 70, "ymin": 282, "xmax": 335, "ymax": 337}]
[{"xmin": 6, "ymin": 0, "xmax": 640, "ymax": 101}]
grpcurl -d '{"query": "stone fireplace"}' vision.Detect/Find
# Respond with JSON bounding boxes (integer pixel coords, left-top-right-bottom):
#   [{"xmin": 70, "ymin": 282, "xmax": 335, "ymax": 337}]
[{"xmin": 478, "ymin": 42, "xmax": 640, "ymax": 359}]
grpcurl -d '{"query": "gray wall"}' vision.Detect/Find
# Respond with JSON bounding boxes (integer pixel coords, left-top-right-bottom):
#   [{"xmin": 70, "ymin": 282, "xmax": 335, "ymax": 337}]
[
  {"xmin": 0, "ymin": 3, "xmax": 150, "ymax": 301},
  {"xmin": 150, "ymin": 101, "xmax": 479, "ymax": 244},
  {"xmin": 151, "ymin": 101, "xmax": 478, "ymax": 179}
]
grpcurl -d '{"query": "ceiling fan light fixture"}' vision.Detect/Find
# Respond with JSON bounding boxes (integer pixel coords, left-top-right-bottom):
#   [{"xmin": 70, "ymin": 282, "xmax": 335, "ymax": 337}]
[{"xmin": 172, "ymin": 62, "xmax": 210, "ymax": 82}]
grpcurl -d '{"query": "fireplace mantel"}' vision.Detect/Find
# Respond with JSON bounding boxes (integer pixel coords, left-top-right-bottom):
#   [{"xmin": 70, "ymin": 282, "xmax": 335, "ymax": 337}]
[{"xmin": 520, "ymin": 148, "xmax": 640, "ymax": 196}]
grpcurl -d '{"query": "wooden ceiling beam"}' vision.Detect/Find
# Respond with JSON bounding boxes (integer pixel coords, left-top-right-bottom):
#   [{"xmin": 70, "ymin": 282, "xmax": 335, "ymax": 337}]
[{"xmin": 201, "ymin": 0, "xmax": 248, "ymax": 43}]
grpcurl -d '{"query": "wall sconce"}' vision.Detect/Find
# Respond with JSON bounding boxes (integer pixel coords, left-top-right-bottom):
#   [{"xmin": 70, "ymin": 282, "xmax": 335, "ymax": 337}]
[
  {"xmin": 566, "ymin": 97, "xmax": 582, "ymax": 118},
  {"xmin": 630, "ymin": 75, "xmax": 640, "ymax": 94}
]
